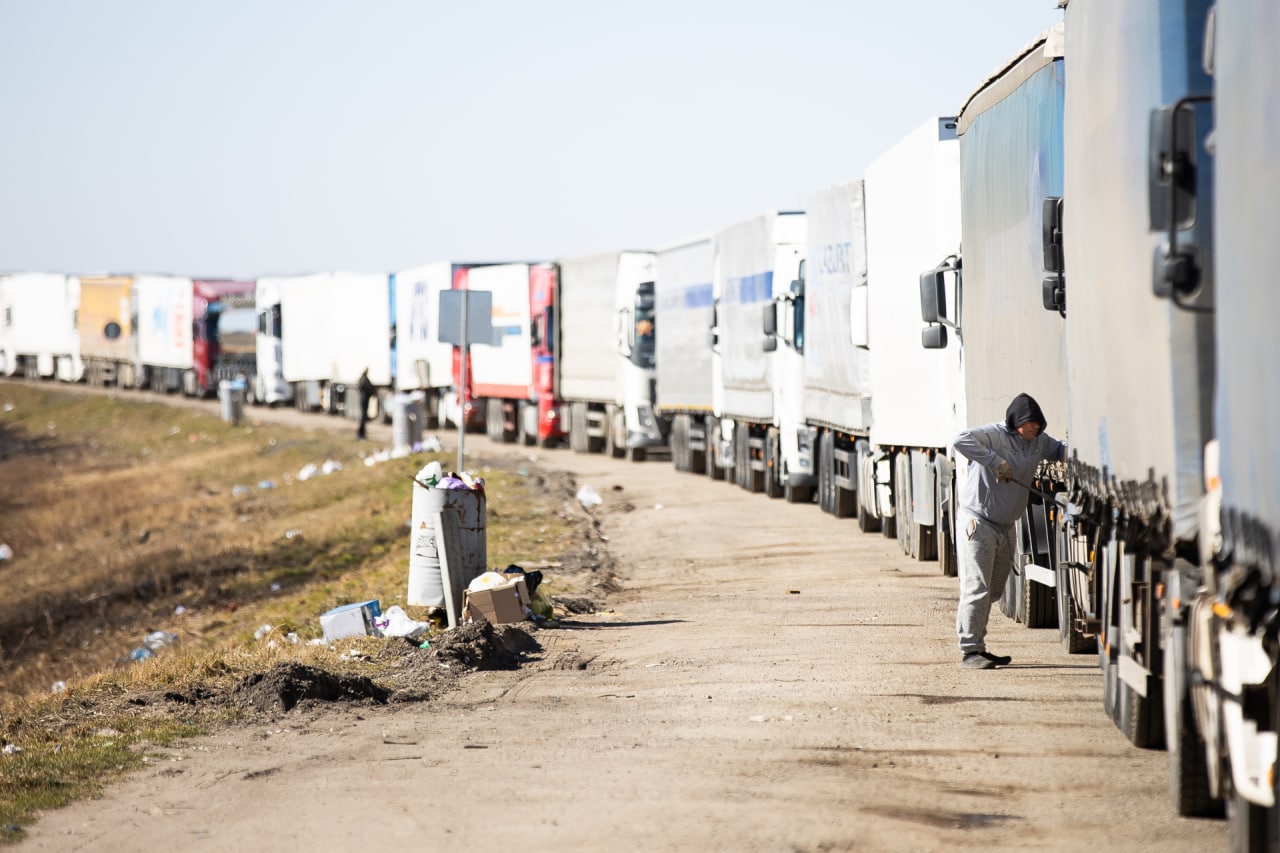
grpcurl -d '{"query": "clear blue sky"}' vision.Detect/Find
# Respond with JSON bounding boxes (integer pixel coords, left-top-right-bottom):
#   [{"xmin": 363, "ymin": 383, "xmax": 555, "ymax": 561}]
[{"xmin": 1, "ymin": 1, "xmax": 1062, "ymax": 278}]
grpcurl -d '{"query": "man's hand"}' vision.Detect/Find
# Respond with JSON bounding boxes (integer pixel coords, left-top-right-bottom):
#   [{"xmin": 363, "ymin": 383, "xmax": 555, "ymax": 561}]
[{"xmin": 994, "ymin": 458, "xmax": 1013, "ymax": 483}]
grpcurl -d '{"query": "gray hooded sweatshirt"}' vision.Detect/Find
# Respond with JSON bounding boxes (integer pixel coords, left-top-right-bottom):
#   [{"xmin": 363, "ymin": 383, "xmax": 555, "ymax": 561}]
[{"xmin": 953, "ymin": 393, "xmax": 1065, "ymax": 526}]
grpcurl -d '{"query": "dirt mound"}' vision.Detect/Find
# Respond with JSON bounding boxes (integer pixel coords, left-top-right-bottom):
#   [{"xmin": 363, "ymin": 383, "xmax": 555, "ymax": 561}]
[{"xmin": 230, "ymin": 662, "xmax": 390, "ymax": 714}]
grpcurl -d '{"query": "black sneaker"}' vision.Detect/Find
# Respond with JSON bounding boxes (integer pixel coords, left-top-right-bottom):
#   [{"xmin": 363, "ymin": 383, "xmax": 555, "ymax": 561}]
[
  {"xmin": 961, "ymin": 652, "xmax": 996, "ymax": 670},
  {"xmin": 980, "ymin": 651, "xmax": 1012, "ymax": 666}
]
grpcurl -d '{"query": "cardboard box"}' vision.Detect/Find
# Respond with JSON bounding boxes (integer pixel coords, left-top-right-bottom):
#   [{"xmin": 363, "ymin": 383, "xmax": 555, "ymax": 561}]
[
  {"xmin": 462, "ymin": 581, "xmax": 527, "ymax": 625},
  {"xmin": 320, "ymin": 600, "xmax": 381, "ymax": 642}
]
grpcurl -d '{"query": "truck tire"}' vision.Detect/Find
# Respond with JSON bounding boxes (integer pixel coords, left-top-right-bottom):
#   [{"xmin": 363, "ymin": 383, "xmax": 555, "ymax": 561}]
[
  {"xmin": 605, "ymin": 406, "xmax": 626, "ymax": 459},
  {"xmin": 1163, "ymin": 611, "xmax": 1222, "ymax": 817},
  {"xmin": 671, "ymin": 415, "xmax": 687, "ymax": 471},
  {"xmin": 517, "ymin": 401, "xmax": 536, "ymax": 447},
  {"xmin": 817, "ymin": 433, "xmax": 832, "ymax": 513},
  {"xmin": 764, "ymin": 429, "xmax": 784, "ymax": 499},
  {"xmin": 1022, "ymin": 565, "xmax": 1056, "ymax": 628},
  {"xmin": 687, "ymin": 417, "xmax": 706, "ymax": 475},
  {"xmin": 936, "ymin": 473, "xmax": 957, "ymax": 577},
  {"xmin": 707, "ymin": 421, "xmax": 725, "ymax": 481},
  {"xmin": 1057, "ymin": 591, "xmax": 1095, "ymax": 654}
]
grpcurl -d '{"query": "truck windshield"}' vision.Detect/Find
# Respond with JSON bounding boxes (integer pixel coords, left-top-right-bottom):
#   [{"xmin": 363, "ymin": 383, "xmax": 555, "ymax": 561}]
[
  {"xmin": 633, "ymin": 281, "xmax": 656, "ymax": 368},
  {"xmin": 217, "ymin": 306, "xmax": 257, "ymax": 356}
]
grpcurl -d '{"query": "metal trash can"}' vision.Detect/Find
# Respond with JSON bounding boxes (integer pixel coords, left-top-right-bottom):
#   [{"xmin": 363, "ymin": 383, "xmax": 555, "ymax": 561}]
[
  {"xmin": 407, "ymin": 484, "xmax": 486, "ymax": 609},
  {"xmin": 218, "ymin": 379, "xmax": 244, "ymax": 426},
  {"xmin": 391, "ymin": 393, "xmax": 428, "ymax": 454}
]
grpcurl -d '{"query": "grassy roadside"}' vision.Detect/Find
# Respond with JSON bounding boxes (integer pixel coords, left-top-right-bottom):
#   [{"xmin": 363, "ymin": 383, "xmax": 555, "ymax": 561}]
[{"xmin": 0, "ymin": 381, "xmax": 600, "ymax": 843}]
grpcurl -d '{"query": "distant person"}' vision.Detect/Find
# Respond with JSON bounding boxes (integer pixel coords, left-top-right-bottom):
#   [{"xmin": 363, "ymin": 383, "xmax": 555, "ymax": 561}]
[
  {"xmin": 356, "ymin": 367, "xmax": 375, "ymax": 440},
  {"xmin": 953, "ymin": 392, "xmax": 1066, "ymax": 670}
]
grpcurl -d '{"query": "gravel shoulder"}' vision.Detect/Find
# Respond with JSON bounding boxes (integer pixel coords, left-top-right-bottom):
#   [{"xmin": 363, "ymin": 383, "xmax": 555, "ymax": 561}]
[{"xmin": 15, "ymin": 404, "xmax": 1227, "ymax": 852}]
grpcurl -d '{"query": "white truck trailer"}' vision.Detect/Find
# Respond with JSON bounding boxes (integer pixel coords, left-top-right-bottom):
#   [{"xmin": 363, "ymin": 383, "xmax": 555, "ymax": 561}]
[
  {"xmin": 0, "ymin": 273, "xmax": 81, "ymax": 381},
  {"xmin": 655, "ymin": 233, "xmax": 716, "ymax": 475},
  {"xmin": 858, "ymin": 117, "xmax": 964, "ymax": 571},
  {"xmin": 1196, "ymin": 0, "xmax": 1280, "ymax": 837},
  {"xmin": 802, "ymin": 181, "xmax": 872, "ymax": 515},
  {"xmin": 711, "ymin": 211, "xmax": 808, "ymax": 494},
  {"xmin": 935, "ymin": 25, "xmax": 1067, "ymax": 627},
  {"xmin": 557, "ymin": 251, "xmax": 665, "ymax": 461},
  {"xmin": 256, "ymin": 272, "xmax": 393, "ymax": 416},
  {"xmin": 394, "ymin": 261, "xmax": 472, "ymax": 428}
]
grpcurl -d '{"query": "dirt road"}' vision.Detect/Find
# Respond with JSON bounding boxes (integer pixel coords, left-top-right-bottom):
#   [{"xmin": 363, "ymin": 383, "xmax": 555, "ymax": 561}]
[{"xmin": 15, "ymin": 402, "xmax": 1227, "ymax": 851}]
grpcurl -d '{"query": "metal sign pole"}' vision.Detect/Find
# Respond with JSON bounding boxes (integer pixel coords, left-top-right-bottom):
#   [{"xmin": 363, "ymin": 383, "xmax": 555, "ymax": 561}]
[{"xmin": 458, "ymin": 290, "xmax": 468, "ymax": 475}]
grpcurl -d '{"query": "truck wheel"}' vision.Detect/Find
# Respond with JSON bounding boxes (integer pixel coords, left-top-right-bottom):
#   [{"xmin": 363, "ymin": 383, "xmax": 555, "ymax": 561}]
[
  {"xmin": 628, "ymin": 445, "xmax": 647, "ymax": 463},
  {"xmin": 936, "ymin": 473, "xmax": 956, "ymax": 576},
  {"xmin": 1023, "ymin": 566, "xmax": 1056, "ymax": 628},
  {"xmin": 707, "ymin": 422, "xmax": 725, "ymax": 481},
  {"xmin": 817, "ymin": 433, "xmax": 832, "ymax": 513},
  {"xmin": 1164, "ymin": 600, "xmax": 1222, "ymax": 817},
  {"xmin": 687, "ymin": 417, "xmax": 706, "ymax": 474},
  {"xmin": 517, "ymin": 401, "xmax": 536, "ymax": 447},
  {"xmin": 671, "ymin": 415, "xmax": 686, "ymax": 471},
  {"xmin": 1057, "ymin": 592, "xmax": 1095, "ymax": 654},
  {"xmin": 605, "ymin": 407, "xmax": 625, "ymax": 459},
  {"xmin": 764, "ymin": 429, "xmax": 783, "ymax": 499}
]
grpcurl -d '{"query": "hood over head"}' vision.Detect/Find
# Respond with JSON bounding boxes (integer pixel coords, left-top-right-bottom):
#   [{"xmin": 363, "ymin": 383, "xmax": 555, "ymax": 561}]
[{"xmin": 1005, "ymin": 392, "xmax": 1047, "ymax": 432}]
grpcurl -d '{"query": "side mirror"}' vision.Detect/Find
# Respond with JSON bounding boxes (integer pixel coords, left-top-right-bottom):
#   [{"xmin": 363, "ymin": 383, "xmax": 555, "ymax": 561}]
[
  {"xmin": 763, "ymin": 336, "xmax": 778, "ymax": 353},
  {"xmin": 922, "ymin": 325, "xmax": 947, "ymax": 349},
  {"xmin": 762, "ymin": 302, "xmax": 777, "ymax": 336},
  {"xmin": 1042, "ymin": 196, "xmax": 1065, "ymax": 316},
  {"xmin": 1148, "ymin": 98, "xmax": 1210, "ymax": 301},
  {"xmin": 1042, "ymin": 276, "xmax": 1065, "ymax": 314},
  {"xmin": 919, "ymin": 270, "xmax": 945, "ymax": 324},
  {"xmin": 1148, "ymin": 106, "xmax": 1199, "ymax": 235}
]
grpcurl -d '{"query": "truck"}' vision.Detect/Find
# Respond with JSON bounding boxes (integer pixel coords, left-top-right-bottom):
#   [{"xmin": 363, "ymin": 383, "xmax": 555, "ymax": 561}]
[
  {"xmin": 78, "ymin": 275, "xmax": 138, "ymax": 388},
  {"xmin": 1050, "ymin": 0, "xmax": 1280, "ymax": 844},
  {"xmin": 556, "ymin": 251, "xmax": 665, "ymax": 461},
  {"xmin": 655, "ymin": 232, "xmax": 715, "ymax": 475},
  {"xmin": 393, "ymin": 261, "xmax": 478, "ymax": 429},
  {"xmin": 0, "ymin": 273, "xmax": 81, "ymax": 382},
  {"xmin": 823, "ymin": 117, "xmax": 964, "ymax": 573},
  {"xmin": 132, "ymin": 276, "xmax": 256, "ymax": 396},
  {"xmin": 462, "ymin": 262, "xmax": 565, "ymax": 447},
  {"xmin": 256, "ymin": 272, "xmax": 393, "ymax": 417},
  {"xmin": 802, "ymin": 180, "xmax": 872, "ymax": 516},
  {"xmin": 710, "ymin": 211, "xmax": 808, "ymax": 495},
  {"xmin": 1196, "ymin": 0, "xmax": 1280, "ymax": 839},
  {"xmin": 925, "ymin": 25, "xmax": 1067, "ymax": 624}
]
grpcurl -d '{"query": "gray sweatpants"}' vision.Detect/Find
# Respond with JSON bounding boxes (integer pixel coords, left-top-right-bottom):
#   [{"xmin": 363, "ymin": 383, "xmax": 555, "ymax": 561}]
[{"xmin": 956, "ymin": 511, "xmax": 1018, "ymax": 654}]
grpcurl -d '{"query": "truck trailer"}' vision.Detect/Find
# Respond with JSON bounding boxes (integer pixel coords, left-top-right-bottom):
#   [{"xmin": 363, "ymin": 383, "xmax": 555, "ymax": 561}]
[
  {"xmin": 802, "ymin": 181, "xmax": 872, "ymax": 516},
  {"xmin": 557, "ymin": 250, "xmax": 665, "ymax": 461},
  {"xmin": 655, "ymin": 232, "xmax": 716, "ymax": 475},
  {"xmin": 939, "ymin": 25, "xmax": 1067, "ymax": 628},
  {"xmin": 0, "ymin": 273, "xmax": 80, "ymax": 382},
  {"xmin": 855, "ymin": 116, "xmax": 964, "ymax": 572},
  {"xmin": 710, "ymin": 211, "xmax": 808, "ymax": 495},
  {"xmin": 132, "ymin": 276, "xmax": 256, "ymax": 397},
  {"xmin": 258, "ymin": 272, "xmax": 393, "ymax": 417},
  {"xmin": 463, "ymin": 262, "xmax": 564, "ymax": 447},
  {"xmin": 394, "ymin": 261, "xmax": 480, "ymax": 429},
  {"xmin": 78, "ymin": 275, "xmax": 137, "ymax": 388}
]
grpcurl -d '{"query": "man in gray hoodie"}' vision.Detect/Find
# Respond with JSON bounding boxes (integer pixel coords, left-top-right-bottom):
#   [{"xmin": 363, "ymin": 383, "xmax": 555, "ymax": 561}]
[{"xmin": 953, "ymin": 393, "xmax": 1066, "ymax": 669}]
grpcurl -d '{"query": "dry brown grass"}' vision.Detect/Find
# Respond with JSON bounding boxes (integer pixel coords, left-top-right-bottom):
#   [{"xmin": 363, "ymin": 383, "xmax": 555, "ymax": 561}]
[
  {"xmin": 0, "ymin": 380, "xmax": 609, "ymax": 843},
  {"xmin": 0, "ymin": 381, "xmax": 599, "ymax": 702}
]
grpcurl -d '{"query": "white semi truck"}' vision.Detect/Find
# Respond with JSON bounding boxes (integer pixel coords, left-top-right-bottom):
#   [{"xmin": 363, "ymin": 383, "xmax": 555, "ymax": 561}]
[
  {"xmin": 255, "ymin": 272, "xmax": 393, "ymax": 417},
  {"xmin": 829, "ymin": 117, "xmax": 965, "ymax": 574},
  {"xmin": 711, "ymin": 211, "xmax": 809, "ymax": 495},
  {"xmin": 655, "ymin": 233, "xmax": 715, "ymax": 475},
  {"xmin": 0, "ymin": 273, "xmax": 81, "ymax": 382},
  {"xmin": 393, "ymin": 261, "xmax": 474, "ymax": 428},
  {"xmin": 801, "ymin": 180, "xmax": 871, "ymax": 515},
  {"xmin": 557, "ymin": 250, "xmax": 665, "ymax": 461},
  {"xmin": 927, "ymin": 26, "xmax": 1067, "ymax": 623}
]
